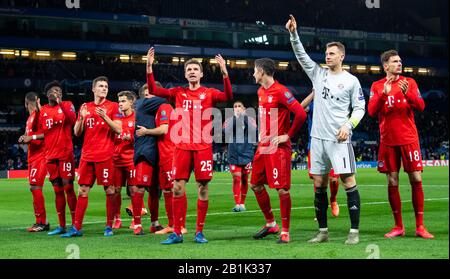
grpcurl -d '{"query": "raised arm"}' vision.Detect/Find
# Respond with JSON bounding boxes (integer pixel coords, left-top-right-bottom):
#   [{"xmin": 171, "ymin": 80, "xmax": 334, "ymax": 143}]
[
  {"xmin": 403, "ymin": 79, "xmax": 425, "ymax": 112},
  {"xmin": 95, "ymin": 105, "xmax": 122, "ymax": 135},
  {"xmin": 286, "ymin": 14, "xmax": 320, "ymax": 81},
  {"xmin": 212, "ymin": 54, "xmax": 233, "ymax": 102},
  {"xmin": 74, "ymin": 103, "xmax": 87, "ymax": 137},
  {"xmin": 368, "ymin": 82, "xmax": 387, "ymax": 117},
  {"xmin": 146, "ymin": 47, "xmax": 174, "ymax": 99},
  {"xmin": 59, "ymin": 101, "xmax": 77, "ymax": 125}
]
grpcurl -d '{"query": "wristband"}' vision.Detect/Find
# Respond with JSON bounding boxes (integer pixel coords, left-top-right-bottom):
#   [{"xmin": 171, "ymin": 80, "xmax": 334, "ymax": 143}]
[{"xmin": 32, "ymin": 135, "xmax": 37, "ymax": 140}]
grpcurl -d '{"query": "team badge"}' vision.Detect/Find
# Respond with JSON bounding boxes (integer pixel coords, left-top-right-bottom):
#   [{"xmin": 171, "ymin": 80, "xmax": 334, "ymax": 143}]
[
  {"xmin": 128, "ymin": 121, "xmax": 133, "ymax": 127},
  {"xmin": 143, "ymin": 175, "xmax": 148, "ymax": 182},
  {"xmin": 268, "ymin": 95, "xmax": 273, "ymax": 103},
  {"xmin": 58, "ymin": 108, "xmax": 62, "ymax": 114},
  {"xmin": 338, "ymin": 84, "xmax": 344, "ymax": 90},
  {"xmin": 284, "ymin": 92, "xmax": 291, "ymax": 98},
  {"xmin": 199, "ymin": 93, "xmax": 206, "ymax": 100}
]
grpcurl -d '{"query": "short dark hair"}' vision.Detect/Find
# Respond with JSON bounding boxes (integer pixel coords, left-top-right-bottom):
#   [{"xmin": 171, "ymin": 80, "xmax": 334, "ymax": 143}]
[
  {"xmin": 92, "ymin": 76, "xmax": 108, "ymax": 87},
  {"xmin": 233, "ymin": 100, "xmax": 245, "ymax": 107},
  {"xmin": 44, "ymin": 80, "xmax": 61, "ymax": 94},
  {"xmin": 184, "ymin": 59, "xmax": 203, "ymax": 72},
  {"xmin": 25, "ymin": 91, "xmax": 38, "ymax": 102},
  {"xmin": 254, "ymin": 58, "xmax": 275, "ymax": 76},
  {"xmin": 380, "ymin": 50, "xmax": 399, "ymax": 65},
  {"xmin": 139, "ymin": 84, "xmax": 148, "ymax": 98},
  {"xmin": 326, "ymin": 42, "xmax": 346, "ymax": 55},
  {"xmin": 118, "ymin": 91, "xmax": 137, "ymax": 102}
]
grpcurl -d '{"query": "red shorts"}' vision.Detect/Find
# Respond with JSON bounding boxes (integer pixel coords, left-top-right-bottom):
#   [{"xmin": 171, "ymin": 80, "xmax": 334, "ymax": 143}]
[
  {"xmin": 46, "ymin": 154, "xmax": 75, "ymax": 182},
  {"xmin": 135, "ymin": 159, "xmax": 157, "ymax": 187},
  {"xmin": 251, "ymin": 146, "xmax": 291, "ymax": 189},
  {"xmin": 28, "ymin": 158, "xmax": 47, "ymax": 186},
  {"xmin": 229, "ymin": 162, "xmax": 252, "ymax": 175},
  {"xmin": 77, "ymin": 159, "xmax": 114, "ymax": 187},
  {"xmin": 172, "ymin": 147, "xmax": 213, "ymax": 182},
  {"xmin": 377, "ymin": 142, "xmax": 423, "ymax": 173},
  {"xmin": 159, "ymin": 163, "xmax": 173, "ymax": 190},
  {"xmin": 307, "ymin": 151, "xmax": 339, "ymax": 179},
  {"xmin": 113, "ymin": 165, "xmax": 137, "ymax": 187}
]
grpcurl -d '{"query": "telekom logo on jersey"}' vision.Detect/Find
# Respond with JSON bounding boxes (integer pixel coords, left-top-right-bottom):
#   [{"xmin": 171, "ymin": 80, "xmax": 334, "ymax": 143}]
[
  {"xmin": 45, "ymin": 119, "xmax": 53, "ymax": 128},
  {"xmin": 168, "ymin": 105, "xmax": 280, "ymax": 154},
  {"xmin": 387, "ymin": 95, "xmax": 395, "ymax": 107}
]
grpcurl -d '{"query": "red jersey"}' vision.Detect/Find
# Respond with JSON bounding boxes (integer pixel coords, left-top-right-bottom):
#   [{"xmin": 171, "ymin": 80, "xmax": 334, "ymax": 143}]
[
  {"xmin": 155, "ymin": 103, "xmax": 175, "ymax": 166},
  {"xmin": 368, "ymin": 76, "xmax": 425, "ymax": 146},
  {"xmin": 39, "ymin": 101, "xmax": 76, "ymax": 161},
  {"xmin": 147, "ymin": 73, "xmax": 232, "ymax": 150},
  {"xmin": 113, "ymin": 111, "xmax": 135, "ymax": 167},
  {"xmin": 26, "ymin": 111, "xmax": 45, "ymax": 163},
  {"xmin": 78, "ymin": 100, "xmax": 119, "ymax": 162},
  {"xmin": 257, "ymin": 81, "xmax": 306, "ymax": 148}
]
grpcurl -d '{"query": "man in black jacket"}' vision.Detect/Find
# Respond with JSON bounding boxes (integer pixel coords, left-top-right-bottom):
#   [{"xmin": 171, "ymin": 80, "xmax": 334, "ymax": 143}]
[{"xmin": 223, "ymin": 101, "xmax": 257, "ymax": 212}]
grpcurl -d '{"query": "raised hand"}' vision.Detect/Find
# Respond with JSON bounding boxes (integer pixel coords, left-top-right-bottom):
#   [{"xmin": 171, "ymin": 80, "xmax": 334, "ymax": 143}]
[
  {"xmin": 95, "ymin": 107, "xmax": 107, "ymax": 119},
  {"xmin": 146, "ymin": 47, "xmax": 155, "ymax": 73},
  {"xmin": 382, "ymin": 76, "xmax": 395, "ymax": 95},
  {"xmin": 285, "ymin": 14, "xmax": 297, "ymax": 33},
  {"xmin": 398, "ymin": 79, "xmax": 409, "ymax": 95},
  {"xmin": 79, "ymin": 103, "xmax": 87, "ymax": 119},
  {"xmin": 215, "ymin": 54, "xmax": 228, "ymax": 77}
]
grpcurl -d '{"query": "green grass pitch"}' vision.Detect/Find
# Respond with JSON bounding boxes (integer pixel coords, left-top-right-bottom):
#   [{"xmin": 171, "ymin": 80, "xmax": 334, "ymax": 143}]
[{"xmin": 0, "ymin": 167, "xmax": 448, "ymax": 259}]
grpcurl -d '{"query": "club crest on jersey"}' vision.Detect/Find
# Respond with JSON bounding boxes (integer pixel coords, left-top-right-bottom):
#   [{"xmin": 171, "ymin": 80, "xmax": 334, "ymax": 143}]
[
  {"xmin": 58, "ymin": 108, "xmax": 62, "ymax": 114},
  {"xmin": 128, "ymin": 121, "xmax": 133, "ymax": 127},
  {"xmin": 338, "ymin": 84, "xmax": 344, "ymax": 90},
  {"xmin": 199, "ymin": 93, "xmax": 206, "ymax": 100},
  {"xmin": 268, "ymin": 95, "xmax": 273, "ymax": 103},
  {"xmin": 143, "ymin": 175, "xmax": 148, "ymax": 182}
]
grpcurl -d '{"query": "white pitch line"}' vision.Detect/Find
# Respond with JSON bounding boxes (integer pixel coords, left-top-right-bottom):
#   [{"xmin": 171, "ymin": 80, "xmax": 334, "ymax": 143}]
[
  {"xmin": 1, "ymin": 197, "xmax": 448, "ymax": 231},
  {"xmin": 211, "ymin": 182, "xmax": 449, "ymax": 187}
]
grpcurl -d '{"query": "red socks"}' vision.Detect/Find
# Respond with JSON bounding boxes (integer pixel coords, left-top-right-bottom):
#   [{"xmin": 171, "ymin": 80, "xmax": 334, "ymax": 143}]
[
  {"xmin": 329, "ymin": 180, "xmax": 339, "ymax": 203},
  {"xmin": 241, "ymin": 174, "xmax": 249, "ymax": 204},
  {"xmin": 279, "ymin": 192, "xmax": 291, "ymax": 233},
  {"xmin": 411, "ymin": 181, "xmax": 424, "ymax": 228},
  {"xmin": 232, "ymin": 175, "xmax": 241, "ymax": 204},
  {"xmin": 148, "ymin": 186, "xmax": 159, "ymax": 223},
  {"xmin": 64, "ymin": 183, "xmax": 77, "ymax": 224},
  {"xmin": 163, "ymin": 191, "xmax": 174, "ymax": 227},
  {"xmin": 106, "ymin": 193, "xmax": 115, "ymax": 227},
  {"xmin": 181, "ymin": 193, "xmax": 187, "ymax": 228},
  {"xmin": 74, "ymin": 196, "xmax": 88, "ymax": 230},
  {"xmin": 388, "ymin": 185, "xmax": 403, "ymax": 227},
  {"xmin": 31, "ymin": 188, "xmax": 46, "ymax": 224},
  {"xmin": 196, "ymin": 199, "xmax": 208, "ymax": 233},
  {"xmin": 114, "ymin": 191, "xmax": 122, "ymax": 220},
  {"xmin": 254, "ymin": 187, "xmax": 274, "ymax": 223},
  {"xmin": 131, "ymin": 192, "xmax": 144, "ymax": 226},
  {"xmin": 172, "ymin": 195, "xmax": 185, "ymax": 235},
  {"xmin": 53, "ymin": 186, "xmax": 66, "ymax": 227}
]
